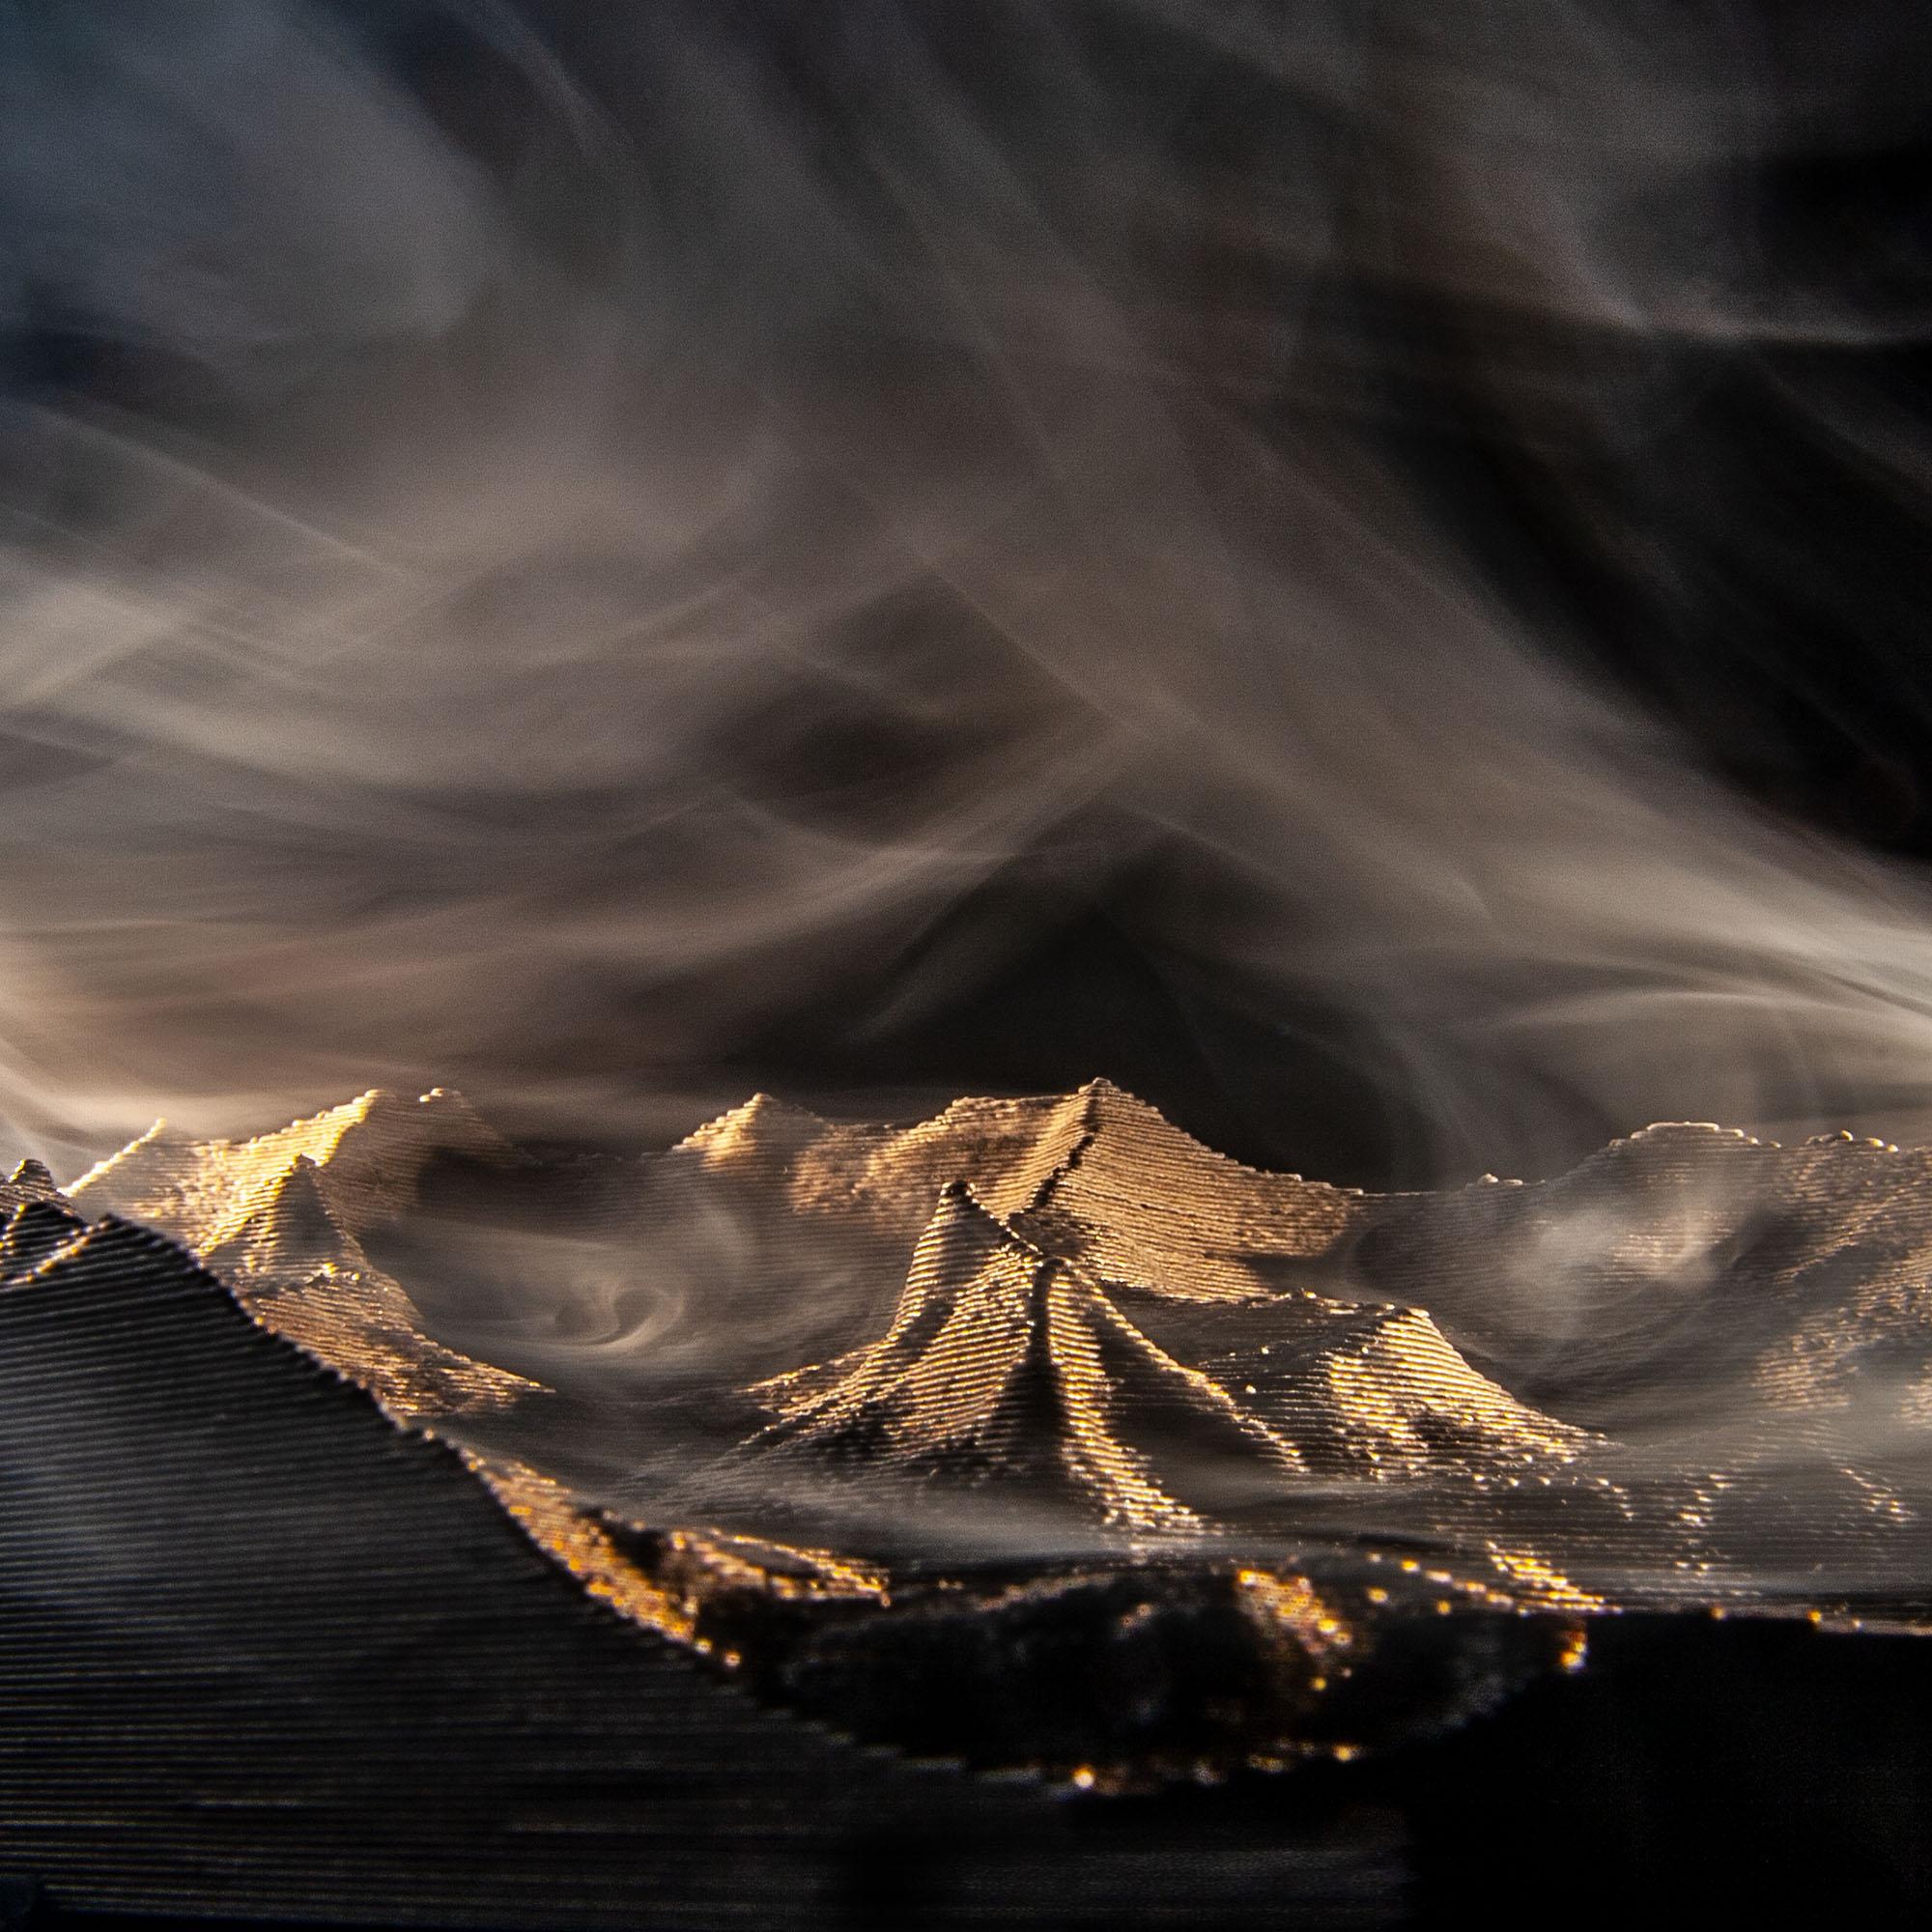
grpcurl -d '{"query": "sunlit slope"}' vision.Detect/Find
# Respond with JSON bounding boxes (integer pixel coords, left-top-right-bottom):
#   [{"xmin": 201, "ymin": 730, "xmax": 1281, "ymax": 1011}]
[
  {"xmin": 747, "ymin": 1181, "xmax": 1303, "ymax": 1536},
  {"xmin": 71, "ymin": 1087, "xmax": 537, "ymax": 1418}
]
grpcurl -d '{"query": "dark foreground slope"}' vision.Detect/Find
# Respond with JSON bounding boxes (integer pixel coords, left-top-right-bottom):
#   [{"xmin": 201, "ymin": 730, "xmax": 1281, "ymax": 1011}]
[{"xmin": 0, "ymin": 1217, "xmax": 1396, "ymax": 1928}]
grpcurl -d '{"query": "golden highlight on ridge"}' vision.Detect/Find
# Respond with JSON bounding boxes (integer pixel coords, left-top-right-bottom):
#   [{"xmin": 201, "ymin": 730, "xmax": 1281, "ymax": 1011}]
[{"xmin": 49, "ymin": 1078, "xmax": 1932, "ymax": 1777}]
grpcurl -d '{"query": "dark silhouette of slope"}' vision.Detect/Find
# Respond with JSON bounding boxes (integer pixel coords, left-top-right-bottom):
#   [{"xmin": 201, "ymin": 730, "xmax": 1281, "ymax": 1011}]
[
  {"xmin": 0, "ymin": 1198, "xmax": 85, "ymax": 1281},
  {"xmin": 0, "ymin": 1216, "xmax": 1425, "ymax": 1927}
]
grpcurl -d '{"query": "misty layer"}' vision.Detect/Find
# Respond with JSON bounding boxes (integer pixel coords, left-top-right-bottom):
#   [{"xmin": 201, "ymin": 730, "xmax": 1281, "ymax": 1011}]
[
  {"xmin": 57, "ymin": 1081, "xmax": 1932, "ymax": 1776},
  {"xmin": 6, "ymin": 4, "xmax": 1932, "ymax": 1182}
]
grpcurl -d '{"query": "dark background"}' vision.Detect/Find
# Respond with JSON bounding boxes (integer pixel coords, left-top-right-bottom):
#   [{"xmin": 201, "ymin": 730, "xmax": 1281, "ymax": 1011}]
[{"xmin": 6, "ymin": 0, "xmax": 1932, "ymax": 1187}]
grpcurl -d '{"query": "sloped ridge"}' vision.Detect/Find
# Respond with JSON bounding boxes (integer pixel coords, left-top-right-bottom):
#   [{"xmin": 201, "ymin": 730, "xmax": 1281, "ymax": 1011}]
[
  {"xmin": 1011, "ymin": 1078, "xmax": 1362, "ymax": 1299},
  {"xmin": 0, "ymin": 1152, "xmax": 78, "ymax": 1231},
  {"xmin": 0, "ymin": 1198, "xmax": 88, "ymax": 1282},
  {"xmin": 771, "ymin": 1080, "xmax": 1363, "ymax": 1303},
  {"xmin": 247, "ymin": 1260, "xmax": 539, "ymax": 1427},
  {"xmin": 1132, "ymin": 1294, "xmax": 1594, "ymax": 1491},
  {"xmin": 679, "ymin": 1091, "xmax": 840, "ymax": 1171},
  {"xmin": 748, "ymin": 1182, "xmax": 1305, "ymax": 1539},
  {"xmin": 71, "ymin": 1090, "xmax": 537, "ymax": 1426},
  {"xmin": 205, "ymin": 1153, "xmax": 363, "ymax": 1282},
  {"xmin": 747, "ymin": 1183, "xmax": 1167, "ymax": 1519},
  {"xmin": 0, "ymin": 1209, "xmax": 962, "ymax": 1925},
  {"xmin": 1060, "ymin": 1271, "xmax": 1306, "ymax": 1527},
  {"xmin": 71, "ymin": 1084, "xmax": 523, "ymax": 1247},
  {"xmin": 828, "ymin": 1086, "xmax": 1105, "ymax": 1224},
  {"xmin": 1313, "ymin": 1307, "xmax": 1596, "ymax": 1473},
  {"xmin": 753, "ymin": 1179, "xmax": 1025, "ymax": 1424}
]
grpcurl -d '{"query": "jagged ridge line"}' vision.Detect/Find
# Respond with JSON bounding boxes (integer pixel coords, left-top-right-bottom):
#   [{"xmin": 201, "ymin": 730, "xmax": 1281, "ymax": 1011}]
[{"xmin": 8, "ymin": 1211, "xmax": 712, "ymax": 1649}]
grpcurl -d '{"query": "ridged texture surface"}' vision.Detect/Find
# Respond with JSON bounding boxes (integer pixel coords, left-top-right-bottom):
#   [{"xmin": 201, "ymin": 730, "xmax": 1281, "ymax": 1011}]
[
  {"xmin": 0, "ymin": 1208, "xmax": 1411, "ymax": 1925},
  {"xmin": 51, "ymin": 1081, "xmax": 1932, "ymax": 1786}
]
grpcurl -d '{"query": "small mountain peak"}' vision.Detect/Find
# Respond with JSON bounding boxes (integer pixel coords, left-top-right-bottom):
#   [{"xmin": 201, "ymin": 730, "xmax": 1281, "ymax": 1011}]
[
  {"xmin": 915, "ymin": 1178, "xmax": 1038, "ymax": 1261},
  {"xmin": 0, "ymin": 1198, "xmax": 88, "ymax": 1281},
  {"xmin": 928, "ymin": 1176, "xmax": 1019, "ymax": 1229},
  {"xmin": 1061, "ymin": 1080, "xmax": 1272, "ymax": 1175},
  {"xmin": 266, "ymin": 1158, "xmax": 355, "ymax": 1262},
  {"xmin": 404, "ymin": 1085, "xmax": 488, "ymax": 1122},
  {"xmin": 291, "ymin": 1090, "xmax": 390, "ymax": 1137},
  {"xmin": 1073, "ymin": 1075, "xmax": 1163, "ymax": 1120},
  {"xmin": 272, "ymin": 1151, "xmax": 336, "ymax": 1212},
  {"xmin": 867, "ymin": 1182, "xmax": 1041, "ymax": 1357},
  {"xmin": 8, "ymin": 1156, "xmax": 60, "ymax": 1199},
  {"xmin": 288, "ymin": 1085, "xmax": 458, "ymax": 1139},
  {"xmin": 384, "ymin": 1085, "xmax": 527, "ymax": 1154},
  {"xmin": 680, "ymin": 1092, "xmax": 831, "ymax": 1164},
  {"xmin": 1310, "ymin": 1305, "xmax": 1595, "ymax": 1474},
  {"xmin": 1562, "ymin": 1121, "xmax": 1772, "ymax": 1181},
  {"xmin": 205, "ymin": 1154, "xmax": 359, "ymax": 1283}
]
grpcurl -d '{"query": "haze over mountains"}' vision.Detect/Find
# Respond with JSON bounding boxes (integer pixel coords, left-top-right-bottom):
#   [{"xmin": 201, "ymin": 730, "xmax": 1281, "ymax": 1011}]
[{"xmin": 18, "ymin": 1075, "xmax": 1918, "ymax": 1784}]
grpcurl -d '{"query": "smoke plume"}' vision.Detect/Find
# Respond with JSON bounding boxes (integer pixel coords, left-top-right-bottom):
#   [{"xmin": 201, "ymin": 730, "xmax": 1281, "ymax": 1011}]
[{"xmin": 3, "ymin": 1, "xmax": 1930, "ymax": 1184}]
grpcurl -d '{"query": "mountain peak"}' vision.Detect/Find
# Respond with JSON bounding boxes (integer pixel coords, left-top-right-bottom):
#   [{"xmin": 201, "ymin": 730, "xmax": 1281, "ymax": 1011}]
[
  {"xmin": 680, "ymin": 1092, "xmax": 834, "ymax": 1167},
  {"xmin": 8, "ymin": 1156, "xmax": 60, "ymax": 1198},
  {"xmin": 743, "ymin": 1179, "xmax": 1303, "ymax": 1541},
  {"xmin": 205, "ymin": 1154, "xmax": 362, "ymax": 1285},
  {"xmin": 71, "ymin": 1083, "xmax": 520, "ymax": 1251}
]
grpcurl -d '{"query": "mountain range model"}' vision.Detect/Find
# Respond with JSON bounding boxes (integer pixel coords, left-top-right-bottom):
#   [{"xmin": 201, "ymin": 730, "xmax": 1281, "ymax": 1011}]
[
  {"xmin": 10, "ymin": 1077, "xmax": 1926, "ymax": 1804},
  {"xmin": 9, "ymin": 1079, "xmax": 1931, "ymax": 1919}
]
